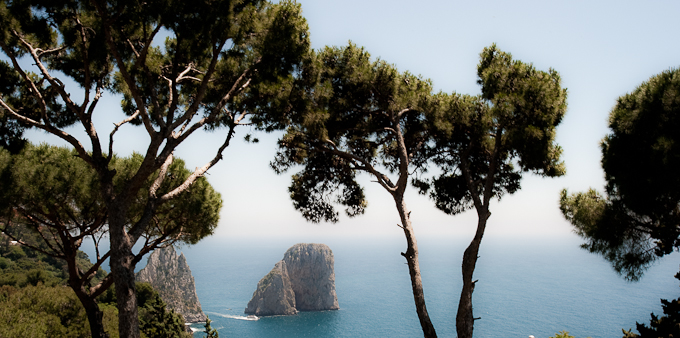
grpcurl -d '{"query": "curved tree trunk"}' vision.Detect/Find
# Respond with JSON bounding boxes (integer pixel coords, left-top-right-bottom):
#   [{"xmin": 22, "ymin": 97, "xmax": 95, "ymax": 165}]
[
  {"xmin": 109, "ymin": 209, "xmax": 141, "ymax": 338},
  {"xmin": 74, "ymin": 289, "xmax": 109, "ymax": 338},
  {"xmin": 456, "ymin": 211, "xmax": 490, "ymax": 338},
  {"xmin": 395, "ymin": 197, "xmax": 438, "ymax": 338},
  {"xmin": 66, "ymin": 248, "xmax": 109, "ymax": 338}
]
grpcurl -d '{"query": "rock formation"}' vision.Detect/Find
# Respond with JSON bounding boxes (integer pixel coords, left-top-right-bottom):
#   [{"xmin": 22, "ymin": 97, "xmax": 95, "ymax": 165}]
[
  {"xmin": 136, "ymin": 246, "xmax": 206, "ymax": 322},
  {"xmin": 244, "ymin": 260, "xmax": 297, "ymax": 316},
  {"xmin": 283, "ymin": 243, "xmax": 339, "ymax": 311},
  {"xmin": 245, "ymin": 243, "xmax": 339, "ymax": 316}
]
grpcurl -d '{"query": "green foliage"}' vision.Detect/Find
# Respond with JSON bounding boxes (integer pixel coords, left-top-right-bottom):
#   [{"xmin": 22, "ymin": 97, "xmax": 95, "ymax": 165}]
[
  {"xmin": 0, "ymin": 0, "xmax": 309, "ymax": 134},
  {"xmin": 0, "ymin": 239, "xmax": 68, "ymax": 288},
  {"xmin": 415, "ymin": 44, "xmax": 567, "ymax": 338},
  {"xmin": 136, "ymin": 283, "xmax": 190, "ymax": 338},
  {"xmin": 0, "ymin": 229, "xmax": 104, "ymax": 290},
  {"xmin": 0, "ymin": 255, "xmax": 8, "ymax": 269},
  {"xmin": 4, "ymin": 244, "xmax": 26, "ymax": 260},
  {"xmin": 0, "ymin": 143, "xmax": 105, "ymax": 244},
  {"xmin": 420, "ymin": 44, "xmax": 567, "ymax": 215},
  {"xmin": 0, "ymin": 1, "xmax": 309, "ymax": 336},
  {"xmin": 272, "ymin": 43, "xmax": 433, "ymax": 222},
  {"xmin": 0, "ymin": 284, "xmax": 91, "ymax": 338},
  {"xmin": 548, "ymin": 331, "xmax": 592, "ymax": 338},
  {"xmin": 204, "ymin": 316, "xmax": 219, "ymax": 338},
  {"xmin": 98, "ymin": 282, "xmax": 191, "ymax": 338},
  {"xmin": 0, "ymin": 142, "xmax": 220, "ymax": 338},
  {"xmin": 0, "ymin": 143, "xmax": 222, "ymax": 250},
  {"xmin": 560, "ymin": 68, "xmax": 680, "ymax": 281},
  {"xmin": 76, "ymin": 250, "xmax": 108, "ymax": 286},
  {"xmin": 0, "ymin": 281, "xmax": 188, "ymax": 338}
]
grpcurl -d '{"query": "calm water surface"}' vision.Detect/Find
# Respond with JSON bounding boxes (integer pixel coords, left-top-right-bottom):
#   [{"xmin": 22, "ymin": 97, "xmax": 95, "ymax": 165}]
[{"xmin": 177, "ymin": 235, "xmax": 678, "ymax": 338}]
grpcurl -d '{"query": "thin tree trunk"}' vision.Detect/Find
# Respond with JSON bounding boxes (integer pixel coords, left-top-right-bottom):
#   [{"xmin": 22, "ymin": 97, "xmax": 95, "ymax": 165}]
[
  {"xmin": 109, "ymin": 208, "xmax": 140, "ymax": 338},
  {"xmin": 456, "ymin": 211, "xmax": 490, "ymax": 338},
  {"xmin": 386, "ymin": 110, "xmax": 436, "ymax": 337},
  {"xmin": 395, "ymin": 197, "xmax": 437, "ymax": 338}
]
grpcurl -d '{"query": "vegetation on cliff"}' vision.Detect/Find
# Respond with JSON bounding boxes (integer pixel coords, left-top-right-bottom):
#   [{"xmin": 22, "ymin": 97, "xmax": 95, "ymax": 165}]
[
  {"xmin": 0, "ymin": 143, "xmax": 220, "ymax": 337},
  {"xmin": 0, "ymin": 237, "xmax": 190, "ymax": 337}
]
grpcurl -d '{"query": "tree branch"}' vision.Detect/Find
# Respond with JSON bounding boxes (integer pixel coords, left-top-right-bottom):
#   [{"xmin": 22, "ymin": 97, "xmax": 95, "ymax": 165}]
[
  {"xmin": 459, "ymin": 148, "xmax": 484, "ymax": 212},
  {"xmin": 92, "ymin": 1, "xmax": 156, "ymax": 138},
  {"xmin": 89, "ymin": 274, "xmax": 114, "ymax": 298},
  {"xmin": 149, "ymin": 152, "xmax": 174, "ymax": 198},
  {"xmin": 318, "ymin": 141, "xmax": 397, "ymax": 193},
  {"xmin": 13, "ymin": 30, "xmax": 82, "ymax": 118},
  {"xmin": 159, "ymin": 124, "xmax": 237, "ymax": 203},
  {"xmin": 170, "ymin": 38, "xmax": 230, "ymax": 131},
  {"xmin": 0, "ymin": 219, "xmax": 64, "ymax": 259},
  {"xmin": 0, "ymin": 39, "xmax": 49, "ymax": 120},
  {"xmin": 108, "ymin": 110, "xmax": 141, "ymax": 161},
  {"xmin": 396, "ymin": 108, "xmax": 412, "ymax": 119}
]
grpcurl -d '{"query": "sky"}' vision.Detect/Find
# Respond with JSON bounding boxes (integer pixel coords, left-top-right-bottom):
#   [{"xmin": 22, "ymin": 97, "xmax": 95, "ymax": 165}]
[{"xmin": 22, "ymin": 0, "xmax": 680, "ymax": 243}]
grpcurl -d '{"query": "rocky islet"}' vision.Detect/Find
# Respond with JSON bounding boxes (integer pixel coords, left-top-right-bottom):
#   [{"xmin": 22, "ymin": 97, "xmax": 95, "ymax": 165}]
[{"xmin": 245, "ymin": 243, "xmax": 339, "ymax": 316}]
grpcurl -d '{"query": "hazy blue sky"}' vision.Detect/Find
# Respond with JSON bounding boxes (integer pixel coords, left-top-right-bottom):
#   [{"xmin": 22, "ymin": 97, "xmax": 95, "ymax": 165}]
[{"xmin": 24, "ymin": 0, "xmax": 680, "ymax": 242}]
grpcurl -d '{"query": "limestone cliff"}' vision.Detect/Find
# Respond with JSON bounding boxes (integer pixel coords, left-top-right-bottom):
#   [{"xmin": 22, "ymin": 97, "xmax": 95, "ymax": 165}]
[
  {"xmin": 283, "ymin": 243, "xmax": 339, "ymax": 311},
  {"xmin": 244, "ymin": 260, "xmax": 297, "ymax": 316},
  {"xmin": 136, "ymin": 246, "xmax": 206, "ymax": 322},
  {"xmin": 245, "ymin": 243, "xmax": 339, "ymax": 316}
]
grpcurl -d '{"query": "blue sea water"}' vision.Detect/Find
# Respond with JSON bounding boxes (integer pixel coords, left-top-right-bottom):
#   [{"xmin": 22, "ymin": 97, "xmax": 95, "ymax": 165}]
[{"xmin": 178, "ymin": 235, "xmax": 679, "ymax": 338}]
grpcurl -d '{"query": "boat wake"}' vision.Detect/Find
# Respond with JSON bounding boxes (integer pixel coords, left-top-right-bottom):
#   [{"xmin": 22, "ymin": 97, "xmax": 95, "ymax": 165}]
[{"xmin": 206, "ymin": 311, "xmax": 260, "ymax": 321}]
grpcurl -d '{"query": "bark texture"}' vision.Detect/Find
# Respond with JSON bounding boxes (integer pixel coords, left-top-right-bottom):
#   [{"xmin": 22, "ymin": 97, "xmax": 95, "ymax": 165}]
[
  {"xmin": 456, "ymin": 211, "xmax": 489, "ymax": 338},
  {"xmin": 391, "ymin": 112, "xmax": 437, "ymax": 338},
  {"xmin": 109, "ymin": 209, "xmax": 140, "ymax": 338},
  {"xmin": 396, "ymin": 198, "xmax": 437, "ymax": 338},
  {"xmin": 75, "ymin": 291, "xmax": 108, "ymax": 338}
]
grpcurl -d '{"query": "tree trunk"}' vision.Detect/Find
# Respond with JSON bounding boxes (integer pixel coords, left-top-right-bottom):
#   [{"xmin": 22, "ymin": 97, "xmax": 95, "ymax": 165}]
[
  {"xmin": 66, "ymin": 251, "xmax": 109, "ymax": 338},
  {"xmin": 109, "ymin": 208, "xmax": 141, "ymax": 338},
  {"xmin": 456, "ymin": 211, "xmax": 490, "ymax": 338},
  {"xmin": 74, "ymin": 289, "xmax": 109, "ymax": 338},
  {"xmin": 395, "ymin": 197, "xmax": 437, "ymax": 338}
]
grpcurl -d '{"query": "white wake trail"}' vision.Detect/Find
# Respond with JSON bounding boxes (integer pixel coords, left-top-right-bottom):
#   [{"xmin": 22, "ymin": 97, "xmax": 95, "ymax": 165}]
[{"xmin": 206, "ymin": 311, "xmax": 260, "ymax": 321}]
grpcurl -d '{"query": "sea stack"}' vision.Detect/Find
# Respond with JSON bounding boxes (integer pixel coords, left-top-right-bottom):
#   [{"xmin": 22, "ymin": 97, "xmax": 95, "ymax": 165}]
[
  {"xmin": 136, "ymin": 246, "xmax": 207, "ymax": 322},
  {"xmin": 245, "ymin": 243, "xmax": 339, "ymax": 316},
  {"xmin": 244, "ymin": 260, "xmax": 297, "ymax": 316}
]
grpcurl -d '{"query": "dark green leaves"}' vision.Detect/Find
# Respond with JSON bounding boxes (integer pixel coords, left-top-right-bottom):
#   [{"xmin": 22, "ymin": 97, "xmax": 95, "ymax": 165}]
[
  {"xmin": 0, "ymin": 143, "xmax": 222, "ymax": 249},
  {"xmin": 560, "ymin": 68, "xmax": 680, "ymax": 281},
  {"xmin": 560, "ymin": 188, "xmax": 655, "ymax": 281},
  {"xmin": 287, "ymin": 152, "xmax": 366, "ymax": 223},
  {"xmin": 423, "ymin": 45, "xmax": 567, "ymax": 215},
  {"xmin": 0, "ymin": 143, "xmax": 104, "ymax": 238},
  {"xmin": 477, "ymin": 44, "xmax": 567, "ymax": 176},
  {"xmin": 273, "ymin": 43, "xmax": 431, "ymax": 222},
  {"xmin": 603, "ymin": 68, "xmax": 680, "ymax": 223}
]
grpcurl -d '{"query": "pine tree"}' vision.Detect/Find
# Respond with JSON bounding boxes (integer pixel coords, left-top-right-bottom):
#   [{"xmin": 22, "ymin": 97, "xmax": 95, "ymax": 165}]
[{"xmin": 204, "ymin": 316, "xmax": 219, "ymax": 338}]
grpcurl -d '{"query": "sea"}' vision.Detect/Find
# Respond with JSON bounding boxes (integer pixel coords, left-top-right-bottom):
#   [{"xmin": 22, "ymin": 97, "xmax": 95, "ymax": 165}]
[{"xmin": 173, "ymin": 234, "xmax": 680, "ymax": 338}]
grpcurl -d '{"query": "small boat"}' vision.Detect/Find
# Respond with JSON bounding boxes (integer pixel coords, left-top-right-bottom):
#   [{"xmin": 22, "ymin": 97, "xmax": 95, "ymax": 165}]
[{"xmin": 246, "ymin": 315, "xmax": 259, "ymax": 321}]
